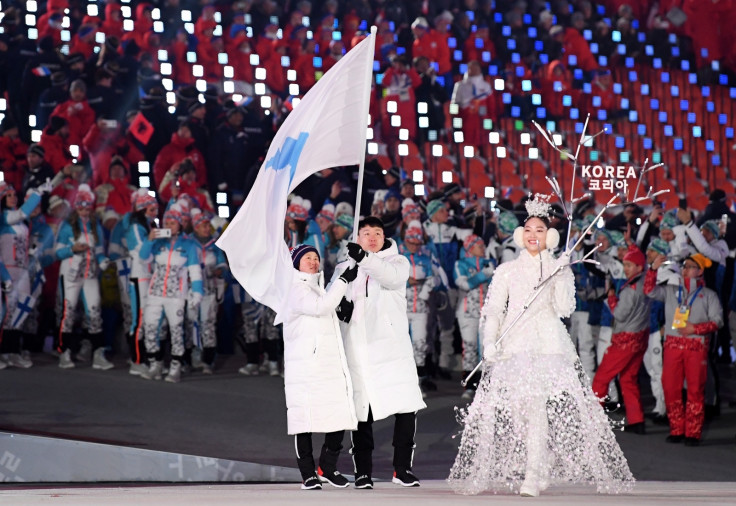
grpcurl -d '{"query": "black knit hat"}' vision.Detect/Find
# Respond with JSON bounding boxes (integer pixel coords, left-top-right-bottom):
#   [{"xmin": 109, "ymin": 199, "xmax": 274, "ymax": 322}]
[
  {"xmin": 28, "ymin": 143, "xmax": 45, "ymax": 158},
  {"xmin": 291, "ymin": 244, "xmax": 319, "ymax": 269}
]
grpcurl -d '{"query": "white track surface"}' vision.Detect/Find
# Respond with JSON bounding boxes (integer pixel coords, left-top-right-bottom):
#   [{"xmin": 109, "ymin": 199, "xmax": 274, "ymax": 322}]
[{"xmin": 4, "ymin": 481, "xmax": 736, "ymax": 505}]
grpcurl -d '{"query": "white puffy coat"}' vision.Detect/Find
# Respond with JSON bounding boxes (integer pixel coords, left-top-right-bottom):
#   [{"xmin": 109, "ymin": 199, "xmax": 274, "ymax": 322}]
[
  {"xmin": 283, "ymin": 270, "xmax": 358, "ymax": 435},
  {"xmin": 335, "ymin": 239, "xmax": 427, "ymax": 422}
]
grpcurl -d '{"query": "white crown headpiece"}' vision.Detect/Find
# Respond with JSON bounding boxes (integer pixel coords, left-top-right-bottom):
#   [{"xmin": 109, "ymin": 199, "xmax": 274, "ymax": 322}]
[{"xmin": 525, "ymin": 193, "xmax": 552, "ymax": 219}]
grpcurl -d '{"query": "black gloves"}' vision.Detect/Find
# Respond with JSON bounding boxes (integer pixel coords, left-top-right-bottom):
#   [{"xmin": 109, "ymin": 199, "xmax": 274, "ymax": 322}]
[
  {"xmin": 339, "ymin": 264, "xmax": 359, "ymax": 283},
  {"xmin": 336, "ymin": 297, "xmax": 354, "ymax": 323},
  {"xmin": 346, "ymin": 242, "xmax": 367, "ymax": 263}
]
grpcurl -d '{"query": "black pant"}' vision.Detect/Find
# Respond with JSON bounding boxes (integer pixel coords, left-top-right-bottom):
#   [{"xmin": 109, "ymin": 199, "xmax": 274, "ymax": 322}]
[
  {"xmin": 350, "ymin": 407, "xmax": 417, "ymax": 476},
  {"xmin": 295, "ymin": 430, "xmax": 344, "ymax": 480}
]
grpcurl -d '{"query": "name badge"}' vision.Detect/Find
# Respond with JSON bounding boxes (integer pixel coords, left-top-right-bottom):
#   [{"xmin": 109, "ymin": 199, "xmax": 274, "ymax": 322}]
[{"xmin": 671, "ymin": 305, "xmax": 690, "ymax": 329}]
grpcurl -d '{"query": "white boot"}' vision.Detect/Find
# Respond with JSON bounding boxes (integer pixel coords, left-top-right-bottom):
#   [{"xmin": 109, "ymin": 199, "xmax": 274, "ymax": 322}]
[
  {"xmin": 3, "ymin": 353, "xmax": 32, "ymax": 368},
  {"xmin": 268, "ymin": 360, "xmax": 280, "ymax": 376},
  {"xmin": 141, "ymin": 360, "xmax": 163, "ymax": 380},
  {"xmin": 58, "ymin": 349, "xmax": 75, "ymax": 369},
  {"xmin": 519, "ymin": 480, "xmax": 539, "ymax": 497},
  {"xmin": 128, "ymin": 362, "xmax": 148, "ymax": 376},
  {"xmin": 165, "ymin": 360, "xmax": 182, "ymax": 383},
  {"xmin": 76, "ymin": 339, "xmax": 92, "ymax": 362},
  {"xmin": 238, "ymin": 363, "xmax": 259, "ymax": 376},
  {"xmin": 191, "ymin": 349, "xmax": 204, "ymax": 370},
  {"xmin": 92, "ymin": 348, "xmax": 114, "ymax": 370}
]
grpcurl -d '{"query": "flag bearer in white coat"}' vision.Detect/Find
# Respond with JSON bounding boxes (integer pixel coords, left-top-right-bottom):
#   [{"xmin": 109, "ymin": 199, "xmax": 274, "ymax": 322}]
[
  {"xmin": 334, "ymin": 216, "xmax": 427, "ymax": 490},
  {"xmin": 285, "ymin": 244, "xmax": 359, "ymax": 491}
]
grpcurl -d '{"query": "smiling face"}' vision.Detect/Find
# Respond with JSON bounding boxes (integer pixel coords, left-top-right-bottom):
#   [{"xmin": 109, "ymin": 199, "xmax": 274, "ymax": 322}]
[
  {"xmin": 523, "ymin": 217, "xmax": 547, "ymax": 254},
  {"xmin": 298, "ymin": 251, "xmax": 320, "ymax": 274},
  {"xmin": 358, "ymin": 225, "xmax": 384, "ymax": 253}
]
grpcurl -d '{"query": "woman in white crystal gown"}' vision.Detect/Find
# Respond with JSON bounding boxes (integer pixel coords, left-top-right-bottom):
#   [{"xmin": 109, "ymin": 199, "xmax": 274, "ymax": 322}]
[{"xmin": 448, "ymin": 197, "xmax": 634, "ymax": 497}]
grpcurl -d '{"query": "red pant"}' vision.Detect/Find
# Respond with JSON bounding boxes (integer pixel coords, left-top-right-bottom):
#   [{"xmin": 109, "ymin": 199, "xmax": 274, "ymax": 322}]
[
  {"xmin": 592, "ymin": 330, "xmax": 648, "ymax": 425},
  {"xmin": 663, "ymin": 336, "xmax": 708, "ymax": 439}
]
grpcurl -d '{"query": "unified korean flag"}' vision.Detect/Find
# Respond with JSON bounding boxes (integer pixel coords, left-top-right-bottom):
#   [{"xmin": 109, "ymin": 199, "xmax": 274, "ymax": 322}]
[{"xmin": 216, "ymin": 29, "xmax": 375, "ymax": 323}]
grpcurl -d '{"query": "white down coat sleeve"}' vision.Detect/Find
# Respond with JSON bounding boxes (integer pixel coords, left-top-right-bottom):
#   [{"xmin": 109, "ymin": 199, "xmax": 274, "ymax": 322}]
[
  {"xmin": 290, "ymin": 277, "xmax": 349, "ymax": 317},
  {"xmin": 359, "ymin": 252, "xmax": 410, "ymax": 290},
  {"xmin": 481, "ymin": 263, "xmax": 510, "ymax": 350},
  {"xmin": 550, "ymin": 264, "xmax": 576, "ymax": 319}
]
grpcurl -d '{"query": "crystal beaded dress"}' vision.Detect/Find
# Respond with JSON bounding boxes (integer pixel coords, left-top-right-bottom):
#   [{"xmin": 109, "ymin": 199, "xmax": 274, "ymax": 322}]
[{"xmin": 448, "ymin": 248, "xmax": 634, "ymax": 495}]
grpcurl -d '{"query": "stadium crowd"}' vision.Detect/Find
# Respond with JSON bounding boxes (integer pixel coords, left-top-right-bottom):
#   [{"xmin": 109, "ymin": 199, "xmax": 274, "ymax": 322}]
[{"xmin": 0, "ymin": 0, "xmax": 735, "ymax": 442}]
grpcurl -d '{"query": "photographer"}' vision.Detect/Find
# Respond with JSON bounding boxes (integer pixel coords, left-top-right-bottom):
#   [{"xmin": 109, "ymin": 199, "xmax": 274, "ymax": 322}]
[
  {"xmin": 158, "ymin": 158, "xmax": 214, "ymax": 213},
  {"xmin": 139, "ymin": 203, "xmax": 203, "ymax": 383}
]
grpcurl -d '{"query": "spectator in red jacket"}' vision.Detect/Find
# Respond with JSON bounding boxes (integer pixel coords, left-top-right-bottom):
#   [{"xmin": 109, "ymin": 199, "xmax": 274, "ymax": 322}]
[
  {"xmin": 433, "ymin": 11, "xmax": 455, "ymax": 95},
  {"xmin": 550, "ymin": 24, "xmax": 598, "ymax": 72},
  {"xmin": 264, "ymin": 40, "xmax": 288, "ymax": 96},
  {"xmin": 294, "ymin": 39, "xmax": 318, "ymax": 92},
  {"xmin": 411, "ymin": 17, "xmax": 437, "ymax": 64},
  {"xmin": 100, "ymin": 2, "xmax": 124, "ymax": 39},
  {"xmin": 464, "ymin": 24, "xmax": 498, "ymax": 68},
  {"xmin": 540, "ymin": 59, "xmax": 580, "ymax": 120},
  {"xmin": 322, "ymin": 40, "xmax": 345, "ymax": 74},
  {"xmin": 40, "ymin": 116, "xmax": 73, "ymax": 173},
  {"xmin": 170, "ymin": 29, "xmax": 196, "ymax": 86},
  {"xmin": 51, "ymin": 79, "xmax": 96, "ymax": 148},
  {"xmin": 282, "ymin": 9, "xmax": 306, "ymax": 43},
  {"xmin": 153, "ymin": 122, "xmax": 208, "ymax": 190},
  {"xmin": 83, "ymin": 118, "xmax": 123, "ymax": 187},
  {"xmin": 381, "ymin": 54, "xmax": 421, "ymax": 143},
  {"xmin": 342, "ymin": 13, "xmax": 361, "ymax": 50},
  {"xmin": 122, "ymin": 3, "xmax": 154, "ymax": 50},
  {"xmin": 94, "ymin": 155, "xmax": 136, "ymax": 217},
  {"xmin": 228, "ymin": 33, "xmax": 255, "ymax": 95},
  {"xmin": 0, "ymin": 117, "xmax": 28, "ymax": 192},
  {"xmin": 158, "ymin": 158, "xmax": 214, "ymax": 212},
  {"xmin": 37, "ymin": 0, "xmax": 68, "ymax": 46}
]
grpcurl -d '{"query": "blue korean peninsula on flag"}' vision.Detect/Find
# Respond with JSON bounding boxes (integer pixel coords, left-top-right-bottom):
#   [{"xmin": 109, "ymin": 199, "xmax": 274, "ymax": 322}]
[{"xmin": 216, "ymin": 29, "xmax": 375, "ymax": 323}]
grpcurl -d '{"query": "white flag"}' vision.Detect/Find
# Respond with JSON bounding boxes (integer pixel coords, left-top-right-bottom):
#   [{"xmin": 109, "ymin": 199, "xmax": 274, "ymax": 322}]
[{"xmin": 216, "ymin": 30, "xmax": 375, "ymax": 323}]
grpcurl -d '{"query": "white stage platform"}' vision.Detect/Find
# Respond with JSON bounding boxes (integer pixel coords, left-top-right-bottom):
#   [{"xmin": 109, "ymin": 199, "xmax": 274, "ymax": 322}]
[{"xmin": 4, "ymin": 481, "xmax": 736, "ymax": 505}]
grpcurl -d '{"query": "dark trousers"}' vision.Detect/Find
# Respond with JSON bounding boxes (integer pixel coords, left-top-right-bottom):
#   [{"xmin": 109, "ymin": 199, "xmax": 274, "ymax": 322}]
[
  {"xmin": 295, "ymin": 430, "xmax": 344, "ymax": 480},
  {"xmin": 350, "ymin": 407, "xmax": 417, "ymax": 476}
]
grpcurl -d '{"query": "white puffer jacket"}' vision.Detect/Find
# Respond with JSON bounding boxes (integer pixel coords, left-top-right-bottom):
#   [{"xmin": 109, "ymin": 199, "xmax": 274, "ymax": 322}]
[
  {"xmin": 283, "ymin": 270, "xmax": 357, "ymax": 435},
  {"xmin": 335, "ymin": 239, "xmax": 427, "ymax": 422}
]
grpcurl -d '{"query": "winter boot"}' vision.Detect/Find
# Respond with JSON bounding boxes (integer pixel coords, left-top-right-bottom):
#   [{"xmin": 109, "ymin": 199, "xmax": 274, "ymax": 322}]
[
  {"xmin": 238, "ymin": 363, "xmax": 259, "ymax": 375},
  {"xmin": 268, "ymin": 360, "xmax": 280, "ymax": 376},
  {"xmin": 92, "ymin": 347, "xmax": 114, "ymax": 370},
  {"xmin": 58, "ymin": 349, "xmax": 75, "ymax": 369},
  {"xmin": 141, "ymin": 360, "xmax": 163, "ymax": 380},
  {"xmin": 165, "ymin": 359, "xmax": 182, "ymax": 383},
  {"xmin": 76, "ymin": 339, "xmax": 92, "ymax": 362}
]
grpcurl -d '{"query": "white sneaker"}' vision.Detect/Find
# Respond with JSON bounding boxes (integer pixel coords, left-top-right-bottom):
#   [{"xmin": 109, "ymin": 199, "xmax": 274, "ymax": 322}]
[
  {"xmin": 141, "ymin": 360, "xmax": 163, "ymax": 380},
  {"xmin": 239, "ymin": 363, "xmax": 259, "ymax": 376},
  {"xmin": 268, "ymin": 361, "xmax": 280, "ymax": 376},
  {"xmin": 76, "ymin": 340, "xmax": 92, "ymax": 362},
  {"xmin": 0, "ymin": 358, "xmax": 7, "ymax": 370},
  {"xmin": 92, "ymin": 348, "xmax": 114, "ymax": 370},
  {"xmin": 165, "ymin": 360, "xmax": 182, "ymax": 383},
  {"xmin": 201, "ymin": 363, "xmax": 213, "ymax": 375},
  {"xmin": 58, "ymin": 349, "xmax": 75, "ymax": 369},
  {"xmin": 3, "ymin": 353, "xmax": 32, "ymax": 368},
  {"xmin": 128, "ymin": 362, "xmax": 148, "ymax": 376}
]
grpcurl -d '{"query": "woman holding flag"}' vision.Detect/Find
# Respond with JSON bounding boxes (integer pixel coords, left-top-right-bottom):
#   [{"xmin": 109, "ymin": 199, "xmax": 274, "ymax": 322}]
[{"xmin": 285, "ymin": 244, "xmax": 358, "ymax": 490}]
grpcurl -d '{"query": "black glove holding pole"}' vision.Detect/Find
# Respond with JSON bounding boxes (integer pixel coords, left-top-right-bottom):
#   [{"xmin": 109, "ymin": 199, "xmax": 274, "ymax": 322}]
[
  {"xmin": 346, "ymin": 242, "xmax": 367, "ymax": 263},
  {"xmin": 339, "ymin": 264, "xmax": 359, "ymax": 283}
]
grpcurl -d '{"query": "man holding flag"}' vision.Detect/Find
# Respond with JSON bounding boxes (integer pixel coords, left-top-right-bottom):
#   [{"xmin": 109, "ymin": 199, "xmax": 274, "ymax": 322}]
[{"xmin": 218, "ymin": 27, "xmax": 427, "ymax": 488}]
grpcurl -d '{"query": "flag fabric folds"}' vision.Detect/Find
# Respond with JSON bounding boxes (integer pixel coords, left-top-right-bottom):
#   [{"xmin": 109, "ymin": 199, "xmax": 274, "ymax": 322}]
[{"xmin": 216, "ymin": 30, "xmax": 375, "ymax": 323}]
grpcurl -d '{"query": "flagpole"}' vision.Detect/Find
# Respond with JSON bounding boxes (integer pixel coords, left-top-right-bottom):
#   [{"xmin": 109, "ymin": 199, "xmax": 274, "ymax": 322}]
[{"xmin": 351, "ymin": 26, "xmax": 377, "ymax": 242}]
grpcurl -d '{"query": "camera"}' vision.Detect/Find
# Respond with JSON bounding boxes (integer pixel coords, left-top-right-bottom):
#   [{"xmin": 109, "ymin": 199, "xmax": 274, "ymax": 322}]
[{"xmin": 154, "ymin": 228, "xmax": 172, "ymax": 238}]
